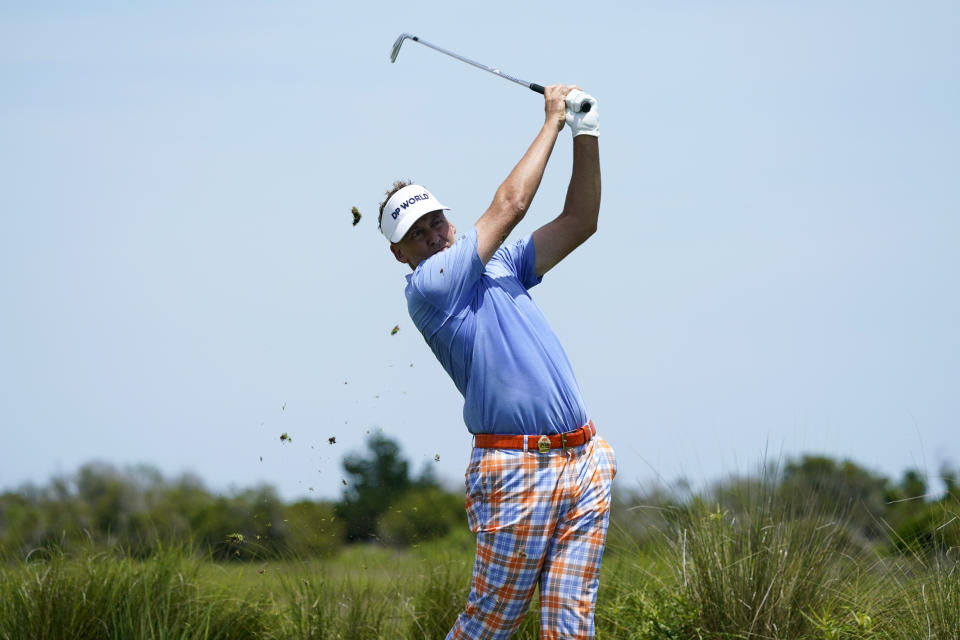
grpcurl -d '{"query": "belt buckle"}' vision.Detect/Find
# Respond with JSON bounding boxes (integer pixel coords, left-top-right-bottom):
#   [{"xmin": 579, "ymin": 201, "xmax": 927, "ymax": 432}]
[{"xmin": 537, "ymin": 435, "xmax": 551, "ymax": 454}]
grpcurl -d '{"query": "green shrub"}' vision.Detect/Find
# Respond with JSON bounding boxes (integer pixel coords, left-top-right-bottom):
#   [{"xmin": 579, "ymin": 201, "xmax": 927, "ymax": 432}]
[
  {"xmin": 281, "ymin": 500, "xmax": 344, "ymax": 557},
  {"xmin": 596, "ymin": 560, "xmax": 696, "ymax": 639},
  {"xmin": 378, "ymin": 487, "xmax": 465, "ymax": 548},
  {"xmin": 891, "ymin": 501, "xmax": 960, "ymax": 555}
]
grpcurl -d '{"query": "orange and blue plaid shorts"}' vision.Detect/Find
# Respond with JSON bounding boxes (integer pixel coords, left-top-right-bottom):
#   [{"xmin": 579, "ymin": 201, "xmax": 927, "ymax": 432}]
[{"xmin": 447, "ymin": 434, "xmax": 617, "ymax": 639}]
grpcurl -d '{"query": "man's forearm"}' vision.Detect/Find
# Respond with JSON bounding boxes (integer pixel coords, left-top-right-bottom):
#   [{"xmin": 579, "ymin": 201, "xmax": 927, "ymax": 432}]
[
  {"xmin": 560, "ymin": 136, "xmax": 601, "ymax": 234},
  {"xmin": 527, "ymin": 89, "xmax": 600, "ymax": 276},
  {"xmin": 474, "ymin": 84, "xmax": 571, "ymax": 264},
  {"xmin": 493, "ymin": 122, "xmax": 561, "ymax": 217},
  {"xmin": 475, "ymin": 120, "xmax": 563, "ymax": 263}
]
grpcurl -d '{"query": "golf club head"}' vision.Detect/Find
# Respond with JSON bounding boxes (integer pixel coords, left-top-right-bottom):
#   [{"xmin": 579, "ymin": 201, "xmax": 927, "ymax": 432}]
[{"xmin": 390, "ymin": 33, "xmax": 416, "ymax": 63}]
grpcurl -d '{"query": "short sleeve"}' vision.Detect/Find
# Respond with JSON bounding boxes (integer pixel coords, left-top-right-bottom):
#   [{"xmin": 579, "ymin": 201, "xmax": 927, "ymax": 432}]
[
  {"xmin": 406, "ymin": 227, "xmax": 484, "ymax": 314},
  {"xmin": 491, "ymin": 234, "xmax": 543, "ymax": 289}
]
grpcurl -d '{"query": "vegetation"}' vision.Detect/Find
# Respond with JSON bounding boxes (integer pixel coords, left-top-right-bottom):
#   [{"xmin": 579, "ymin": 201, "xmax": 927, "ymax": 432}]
[
  {"xmin": 0, "ymin": 545, "xmax": 276, "ymax": 640},
  {"xmin": 1, "ymin": 440, "xmax": 958, "ymax": 638},
  {"xmin": 0, "ymin": 433, "xmax": 462, "ymax": 559}
]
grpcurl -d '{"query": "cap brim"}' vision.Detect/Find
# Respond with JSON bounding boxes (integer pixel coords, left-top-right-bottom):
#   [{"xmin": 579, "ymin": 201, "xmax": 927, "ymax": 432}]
[{"xmin": 389, "ymin": 205, "xmax": 450, "ymax": 243}]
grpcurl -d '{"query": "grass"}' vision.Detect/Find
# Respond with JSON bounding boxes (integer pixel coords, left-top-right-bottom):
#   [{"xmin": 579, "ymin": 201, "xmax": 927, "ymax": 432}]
[
  {"xmin": 0, "ymin": 545, "xmax": 277, "ymax": 640},
  {"xmin": 877, "ymin": 548, "xmax": 960, "ymax": 640},
  {"xmin": 2, "ymin": 500, "xmax": 958, "ymax": 639},
  {"xmin": 669, "ymin": 480, "xmax": 860, "ymax": 638}
]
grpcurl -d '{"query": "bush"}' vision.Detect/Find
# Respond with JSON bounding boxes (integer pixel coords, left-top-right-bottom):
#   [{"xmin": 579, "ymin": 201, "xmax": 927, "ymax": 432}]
[
  {"xmin": 281, "ymin": 500, "xmax": 344, "ymax": 558},
  {"xmin": 595, "ymin": 555, "xmax": 696, "ymax": 640},
  {"xmin": 378, "ymin": 487, "xmax": 465, "ymax": 547},
  {"xmin": 891, "ymin": 501, "xmax": 960, "ymax": 555}
]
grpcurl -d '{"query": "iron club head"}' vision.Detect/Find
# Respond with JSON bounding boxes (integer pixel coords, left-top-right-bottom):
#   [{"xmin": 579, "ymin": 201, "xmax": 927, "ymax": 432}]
[{"xmin": 390, "ymin": 33, "xmax": 416, "ymax": 63}]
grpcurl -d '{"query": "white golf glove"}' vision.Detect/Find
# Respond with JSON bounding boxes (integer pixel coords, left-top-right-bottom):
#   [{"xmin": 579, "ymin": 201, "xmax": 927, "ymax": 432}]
[{"xmin": 565, "ymin": 90, "xmax": 599, "ymax": 137}]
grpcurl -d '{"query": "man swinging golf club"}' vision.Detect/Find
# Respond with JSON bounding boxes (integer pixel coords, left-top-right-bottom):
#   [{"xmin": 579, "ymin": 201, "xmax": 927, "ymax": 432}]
[{"xmin": 378, "ymin": 84, "xmax": 615, "ymax": 639}]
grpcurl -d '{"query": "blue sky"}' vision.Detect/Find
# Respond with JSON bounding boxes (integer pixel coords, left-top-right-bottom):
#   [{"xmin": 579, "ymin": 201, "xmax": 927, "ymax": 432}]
[{"xmin": 2, "ymin": 1, "xmax": 958, "ymax": 500}]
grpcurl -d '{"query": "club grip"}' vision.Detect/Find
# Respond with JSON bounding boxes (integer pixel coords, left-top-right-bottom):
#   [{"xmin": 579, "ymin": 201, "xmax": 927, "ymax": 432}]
[{"xmin": 530, "ymin": 83, "xmax": 592, "ymax": 112}]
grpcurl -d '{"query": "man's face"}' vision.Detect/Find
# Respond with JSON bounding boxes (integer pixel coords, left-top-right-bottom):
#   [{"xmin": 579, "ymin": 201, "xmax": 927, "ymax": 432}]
[{"xmin": 390, "ymin": 210, "xmax": 456, "ymax": 269}]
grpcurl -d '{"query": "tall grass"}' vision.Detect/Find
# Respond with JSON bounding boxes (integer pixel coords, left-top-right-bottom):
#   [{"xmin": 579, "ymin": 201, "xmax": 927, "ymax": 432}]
[
  {"xmin": 282, "ymin": 574, "xmax": 396, "ymax": 640},
  {"xmin": 880, "ymin": 546, "xmax": 960, "ymax": 639},
  {"xmin": 648, "ymin": 472, "xmax": 868, "ymax": 639},
  {"xmin": 2, "ymin": 493, "xmax": 957, "ymax": 639},
  {"xmin": 404, "ymin": 561, "xmax": 469, "ymax": 638},
  {"xmin": 0, "ymin": 545, "xmax": 277, "ymax": 640}
]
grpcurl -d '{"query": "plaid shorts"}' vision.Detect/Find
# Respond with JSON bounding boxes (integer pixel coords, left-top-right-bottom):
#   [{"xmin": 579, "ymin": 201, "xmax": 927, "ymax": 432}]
[{"xmin": 447, "ymin": 434, "xmax": 617, "ymax": 640}]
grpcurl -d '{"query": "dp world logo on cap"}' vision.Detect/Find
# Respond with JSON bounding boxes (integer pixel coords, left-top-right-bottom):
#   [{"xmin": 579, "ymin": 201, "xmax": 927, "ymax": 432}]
[
  {"xmin": 381, "ymin": 184, "xmax": 450, "ymax": 243},
  {"xmin": 390, "ymin": 192, "xmax": 431, "ymax": 220}
]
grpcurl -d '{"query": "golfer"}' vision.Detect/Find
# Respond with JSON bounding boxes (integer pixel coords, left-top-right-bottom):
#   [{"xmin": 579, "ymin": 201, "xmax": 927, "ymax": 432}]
[{"xmin": 378, "ymin": 84, "xmax": 615, "ymax": 639}]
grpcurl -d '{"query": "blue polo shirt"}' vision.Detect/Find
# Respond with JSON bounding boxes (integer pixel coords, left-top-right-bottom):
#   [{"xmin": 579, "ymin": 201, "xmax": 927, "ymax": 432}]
[{"xmin": 404, "ymin": 227, "xmax": 589, "ymax": 435}]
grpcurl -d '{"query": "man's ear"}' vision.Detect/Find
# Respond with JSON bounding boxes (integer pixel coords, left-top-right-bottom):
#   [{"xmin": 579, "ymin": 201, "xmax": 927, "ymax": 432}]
[{"xmin": 390, "ymin": 243, "xmax": 408, "ymax": 265}]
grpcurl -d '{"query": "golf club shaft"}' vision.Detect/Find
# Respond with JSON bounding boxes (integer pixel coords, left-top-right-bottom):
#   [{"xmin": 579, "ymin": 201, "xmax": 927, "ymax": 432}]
[
  {"xmin": 392, "ymin": 34, "xmax": 590, "ymax": 112},
  {"xmin": 404, "ymin": 36, "xmax": 545, "ymax": 96}
]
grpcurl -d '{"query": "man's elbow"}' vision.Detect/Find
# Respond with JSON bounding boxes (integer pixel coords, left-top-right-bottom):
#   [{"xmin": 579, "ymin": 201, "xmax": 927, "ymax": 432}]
[
  {"xmin": 577, "ymin": 217, "xmax": 598, "ymax": 241},
  {"xmin": 494, "ymin": 194, "xmax": 528, "ymax": 226}
]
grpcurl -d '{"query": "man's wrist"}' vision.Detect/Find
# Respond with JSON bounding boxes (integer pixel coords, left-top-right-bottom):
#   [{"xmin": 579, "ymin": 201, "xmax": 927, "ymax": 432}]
[
  {"xmin": 573, "ymin": 135, "xmax": 599, "ymax": 148},
  {"xmin": 544, "ymin": 114, "xmax": 565, "ymax": 132},
  {"xmin": 539, "ymin": 120, "xmax": 562, "ymax": 143}
]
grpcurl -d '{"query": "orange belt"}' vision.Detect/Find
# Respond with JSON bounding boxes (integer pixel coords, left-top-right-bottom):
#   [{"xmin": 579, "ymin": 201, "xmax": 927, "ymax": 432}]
[{"xmin": 473, "ymin": 420, "xmax": 596, "ymax": 453}]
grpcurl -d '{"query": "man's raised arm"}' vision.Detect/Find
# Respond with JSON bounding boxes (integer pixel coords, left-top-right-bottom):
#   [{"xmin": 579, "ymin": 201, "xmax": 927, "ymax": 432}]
[
  {"xmin": 473, "ymin": 85, "xmax": 575, "ymax": 265},
  {"xmin": 532, "ymin": 91, "xmax": 601, "ymax": 277}
]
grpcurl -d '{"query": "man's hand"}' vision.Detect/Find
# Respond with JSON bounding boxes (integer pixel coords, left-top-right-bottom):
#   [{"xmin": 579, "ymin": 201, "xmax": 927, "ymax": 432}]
[
  {"xmin": 544, "ymin": 84, "xmax": 578, "ymax": 131},
  {"xmin": 565, "ymin": 90, "xmax": 599, "ymax": 137}
]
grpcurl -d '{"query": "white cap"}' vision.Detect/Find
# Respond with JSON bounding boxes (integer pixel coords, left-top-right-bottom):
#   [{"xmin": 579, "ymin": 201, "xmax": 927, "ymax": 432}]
[{"xmin": 380, "ymin": 184, "xmax": 450, "ymax": 243}]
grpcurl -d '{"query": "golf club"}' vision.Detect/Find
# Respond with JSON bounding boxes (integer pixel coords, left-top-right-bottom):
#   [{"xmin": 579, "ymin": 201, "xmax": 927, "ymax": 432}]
[{"xmin": 390, "ymin": 33, "xmax": 590, "ymax": 112}]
